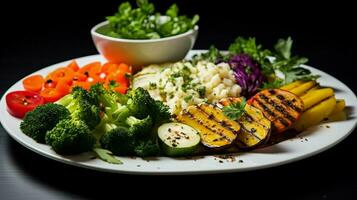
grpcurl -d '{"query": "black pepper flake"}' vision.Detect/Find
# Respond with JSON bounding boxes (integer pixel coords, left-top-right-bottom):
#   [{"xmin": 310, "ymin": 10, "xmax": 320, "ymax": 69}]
[
  {"xmin": 219, "ymin": 160, "xmax": 224, "ymax": 163},
  {"xmin": 168, "ymin": 128, "xmax": 172, "ymax": 132},
  {"xmin": 326, "ymin": 125, "xmax": 330, "ymax": 128},
  {"xmin": 238, "ymin": 160, "xmax": 243, "ymax": 163},
  {"xmin": 137, "ymin": 165, "xmax": 141, "ymax": 167},
  {"xmin": 305, "ymin": 138, "xmax": 308, "ymax": 141}
]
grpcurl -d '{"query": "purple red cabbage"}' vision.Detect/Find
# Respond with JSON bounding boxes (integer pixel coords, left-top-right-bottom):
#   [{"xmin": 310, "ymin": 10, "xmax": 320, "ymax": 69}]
[{"xmin": 228, "ymin": 54, "xmax": 265, "ymax": 97}]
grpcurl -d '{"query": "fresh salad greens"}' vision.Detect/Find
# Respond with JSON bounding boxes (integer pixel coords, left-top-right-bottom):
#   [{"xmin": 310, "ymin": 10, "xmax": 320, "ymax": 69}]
[
  {"xmin": 97, "ymin": 0, "xmax": 199, "ymax": 39},
  {"xmin": 193, "ymin": 36, "xmax": 319, "ymax": 96}
]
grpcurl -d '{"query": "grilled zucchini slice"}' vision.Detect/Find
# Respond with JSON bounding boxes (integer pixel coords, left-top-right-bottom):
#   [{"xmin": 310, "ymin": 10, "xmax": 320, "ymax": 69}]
[
  {"xmin": 220, "ymin": 97, "xmax": 271, "ymax": 149},
  {"xmin": 176, "ymin": 104, "xmax": 240, "ymax": 148}
]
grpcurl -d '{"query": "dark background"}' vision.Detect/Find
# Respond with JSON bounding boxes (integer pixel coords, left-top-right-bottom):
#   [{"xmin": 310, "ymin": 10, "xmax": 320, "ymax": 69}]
[{"xmin": 0, "ymin": 0, "xmax": 356, "ymax": 199}]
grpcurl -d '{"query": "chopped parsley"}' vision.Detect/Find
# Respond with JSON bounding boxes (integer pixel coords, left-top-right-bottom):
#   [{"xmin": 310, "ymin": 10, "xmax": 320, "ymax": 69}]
[
  {"xmin": 184, "ymin": 95, "xmax": 193, "ymax": 102},
  {"xmin": 197, "ymin": 86, "xmax": 206, "ymax": 98},
  {"xmin": 149, "ymin": 82, "xmax": 157, "ymax": 90}
]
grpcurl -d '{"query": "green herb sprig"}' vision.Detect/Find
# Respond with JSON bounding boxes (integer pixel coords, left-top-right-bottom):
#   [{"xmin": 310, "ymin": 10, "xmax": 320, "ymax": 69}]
[{"xmin": 222, "ymin": 98, "xmax": 247, "ymax": 120}]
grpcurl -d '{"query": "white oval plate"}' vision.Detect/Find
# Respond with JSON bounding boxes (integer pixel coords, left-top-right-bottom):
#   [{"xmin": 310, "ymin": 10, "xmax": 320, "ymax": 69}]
[{"xmin": 1, "ymin": 50, "xmax": 357, "ymax": 175}]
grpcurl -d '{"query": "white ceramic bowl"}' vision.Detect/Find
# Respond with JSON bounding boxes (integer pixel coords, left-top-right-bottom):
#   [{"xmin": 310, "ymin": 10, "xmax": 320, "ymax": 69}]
[{"xmin": 91, "ymin": 21, "xmax": 198, "ymax": 68}]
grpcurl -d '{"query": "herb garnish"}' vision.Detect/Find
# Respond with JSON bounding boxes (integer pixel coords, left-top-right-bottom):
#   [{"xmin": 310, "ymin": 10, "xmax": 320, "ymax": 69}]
[
  {"xmin": 149, "ymin": 82, "xmax": 157, "ymax": 90},
  {"xmin": 223, "ymin": 98, "xmax": 247, "ymax": 120},
  {"xmin": 184, "ymin": 95, "xmax": 193, "ymax": 102},
  {"xmin": 197, "ymin": 86, "xmax": 206, "ymax": 98}
]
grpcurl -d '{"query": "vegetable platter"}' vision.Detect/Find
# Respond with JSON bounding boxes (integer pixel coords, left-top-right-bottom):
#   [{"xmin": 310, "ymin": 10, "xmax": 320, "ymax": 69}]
[{"xmin": 1, "ymin": 0, "xmax": 356, "ymax": 174}]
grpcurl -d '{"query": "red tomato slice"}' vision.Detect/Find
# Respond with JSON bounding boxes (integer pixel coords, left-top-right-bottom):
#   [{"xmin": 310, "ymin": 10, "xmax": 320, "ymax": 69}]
[{"xmin": 6, "ymin": 91, "xmax": 45, "ymax": 118}]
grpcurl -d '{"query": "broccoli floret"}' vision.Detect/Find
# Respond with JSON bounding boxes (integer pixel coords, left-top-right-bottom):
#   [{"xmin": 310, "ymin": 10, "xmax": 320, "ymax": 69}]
[
  {"xmin": 127, "ymin": 88, "xmax": 170, "ymax": 124},
  {"xmin": 20, "ymin": 103, "xmax": 70, "ymax": 143},
  {"xmin": 134, "ymin": 140, "xmax": 160, "ymax": 157},
  {"xmin": 90, "ymin": 84, "xmax": 128, "ymax": 108},
  {"xmin": 90, "ymin": 84, "xmax": 129, "ymax": 123},
  {"xmin": 126, "ymin": 116, "xmax": 153, "ymax": 138},
  {"xmin": 111, "ymin": 105, "xmax": 131, "ymax": 122},
  {"xmin": 90, "ymin": 84, "xmax": 118, "ymax": 110},
  {"xmin": 100, "ymin": 126, "xmax": 135, "ymax": 156},
  {"xmin": 57, "ymin": 87, "xmax": 100, "ymax": 130},
  {"xmin": 126, "ymin": 87, "xmax": 155, "ymax": 119},
  {"xmin": 150, "ymin": 100, "xmax": 171, "ymax": 125},
  {"xmin": 89, "ymin": 86, "xmax": 169, "ymax": 157},
  {"xmin": 72, "ymin": 86, "xmax": 98, "ymax": 105},
  {"xmin": 45, "ymin": 119, "xmax": 95, "ymax": 155},
  {"xmin": 112, "ymin": 90, "xmax": 129, "ymax": 105}
]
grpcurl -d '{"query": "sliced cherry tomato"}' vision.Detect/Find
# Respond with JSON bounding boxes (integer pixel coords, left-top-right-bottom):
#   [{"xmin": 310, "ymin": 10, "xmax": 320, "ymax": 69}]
[
  {"xmin": 6, "ymin": 91, "xmax": 45, "ymax": 118},
  {"xmin": 101, "ymin": 62, "xmax": 118, "ymax": 74},
  {"xmin": 66, "ymin": 60, "xmax": 80, "ymax": 72},
  {"xmin": 113, "ymin": 84, "xmax": 128, "ymax": 94},
  {"xmin": 78, "ymin": 62, "xmax": 101, "ymax": 76},
  {"xmin": 105, "ymin": 70, "xmax": 128, "ymax": 85},
  {"xmin": 22, "ymin": 74, "xmax": 44, "ymax": 92},
  {"xmin": 89, "ymin": 64, "xmax": 101, "ymax": 77},
  {"xmin": 44, "ymin": 79, "xmax": 56, "ymax": 88},
  {"xmin": 46, "ymin": 67, "xmax": 75, "ymax": 84},
  {"xmin": 86, "ymin": 76, "xmax": 100, "ymax": 85},
  {"xmin": 72, "ymin": 72, "xmax": 87, "ymax": 82},
  {"xmin": 72, "ymin": 81, "xmax": 91, "ymax": 91},
  {"xmin": 40, "ymin": 88, "xmax": 62, "ymax": 102},
  {"xmin": 118, "ymin": 63, "xmax": 131, "ymax": 73},
  {"xmin": 55, "ymin": 79, "xmax": 71, "ymax": 96},
  {"xmin": 98, "ymin": 72, "xmax": 107, "ymax": 81}
]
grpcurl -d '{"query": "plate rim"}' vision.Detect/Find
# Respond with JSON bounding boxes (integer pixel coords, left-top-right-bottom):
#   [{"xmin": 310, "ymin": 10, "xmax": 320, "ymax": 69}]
[{"xmin": 1, "ymin": 51, "xmax": 357, "ymax": 175}]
